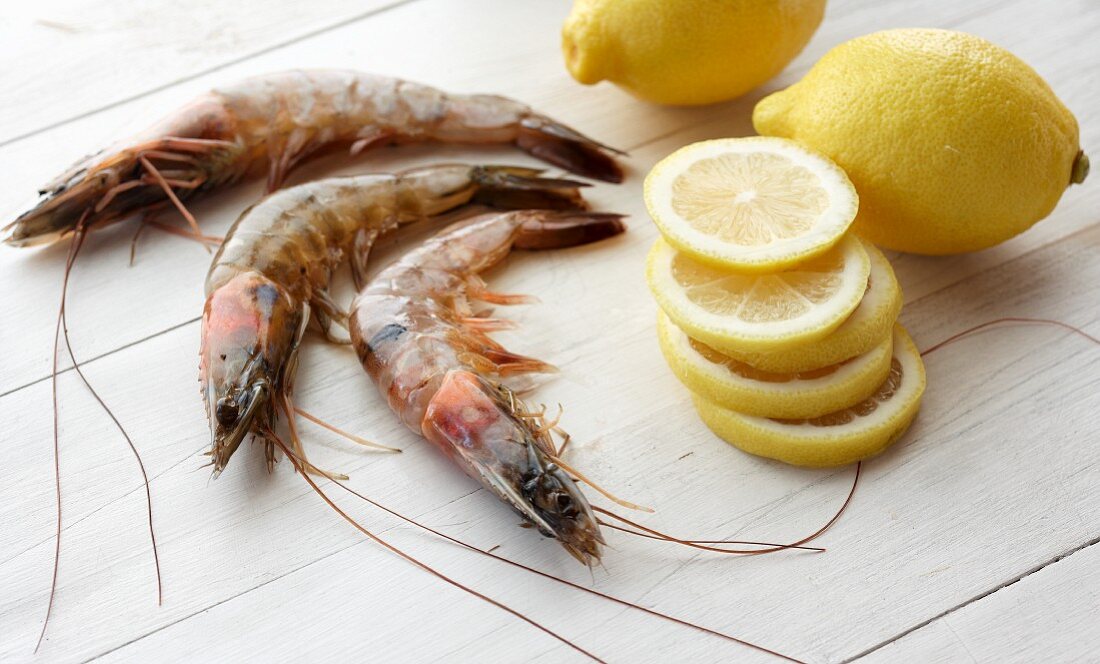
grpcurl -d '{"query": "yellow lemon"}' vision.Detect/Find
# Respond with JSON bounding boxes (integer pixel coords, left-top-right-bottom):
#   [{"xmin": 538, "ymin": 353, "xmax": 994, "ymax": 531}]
[
  {"xmin": 754, "ymin": 29, "xmax": 1088, "ymax": 254},
  {"xmin": 694, "ymin": 324, "xmax": 925, "ymax": 467},
  {"xmin": 562, "ymin": 0, "xmax": 826, "ymax": 106},
  {"xmin": 644, "ymin": 137, "xmax": 859, "ymax": 272},
  {"xmin": 657, "ymin": 310, "xmax": 893, "ymax": 419}
]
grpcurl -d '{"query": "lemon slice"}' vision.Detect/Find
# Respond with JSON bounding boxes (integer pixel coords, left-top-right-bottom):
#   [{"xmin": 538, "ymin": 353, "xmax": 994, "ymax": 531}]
[
  {"xmin": 657, "ymin": 311, "xmax": 893, "ymax": 419},
  {"xmin": 644, "ymin": 137, "xmax": 859, "ymax": 271},
  {"xmin": 647, "ymin": 233, "xmax": 870, "ymax": 352},
  {"xmin": 693, "ymin": 325, "xmax": 925, "ymax": 467},
  {"xmin": 717, "ymin": 241, "xmax": 902, "ymax": 372}
]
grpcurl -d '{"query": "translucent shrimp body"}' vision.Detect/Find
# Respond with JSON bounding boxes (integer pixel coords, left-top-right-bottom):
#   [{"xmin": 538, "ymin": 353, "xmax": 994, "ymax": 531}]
[
  {"xmin": 350, "ymin": 210, "xmax": 625, "ymax": 564},
  {"xmin": 4, "ymin": 70, "xmax": 623, "ymax": 247},
  {"xmin": 201, "ymin": 164, "xmax": 589, "ymax": 476}
]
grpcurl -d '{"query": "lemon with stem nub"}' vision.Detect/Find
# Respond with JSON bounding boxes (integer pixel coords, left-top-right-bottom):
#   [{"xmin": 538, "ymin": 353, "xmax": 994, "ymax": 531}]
[{"xmin": 694, "ymin": 325, "xmax": 925, "ymax": 467}]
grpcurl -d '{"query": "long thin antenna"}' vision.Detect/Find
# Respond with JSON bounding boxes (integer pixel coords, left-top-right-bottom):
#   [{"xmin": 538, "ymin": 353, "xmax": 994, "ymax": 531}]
[
  {"xmin": 269, "ymin": 433, "xmax": 606, "ymax": 663},
  {"xmin": 593, "ymin": 461, "xmax": 860, "ymax": 556},
  {"xmin": 316, "ymin": 463, "xmax": 815, "ymax": 663},
  {"xmin": 59, "ymin": 249, "xmax": 162, "ymax": 607},
  {"xmin": 595, "ymin": 520, "xmax": 824, "ymax": 552},
  {"xmin": 35, "ymin": 222, "xmax": 85, "ymax": 654},
  {"xmin": 36, "ymin": 216, "xmax": 165, "ymax": 653},
  {"xmin": 921, "ymin": 316, "xmax": 1100, "ymax": 356}
]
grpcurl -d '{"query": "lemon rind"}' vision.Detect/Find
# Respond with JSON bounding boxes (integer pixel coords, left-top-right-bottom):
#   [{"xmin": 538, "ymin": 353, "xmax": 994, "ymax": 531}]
[
  {"xmin": 658, "ymin": 311, "xmax": 893, "ymax": 418},
  {"xmin": 693, "ymin": 325, "xmax": 925, "ymax": 467}
]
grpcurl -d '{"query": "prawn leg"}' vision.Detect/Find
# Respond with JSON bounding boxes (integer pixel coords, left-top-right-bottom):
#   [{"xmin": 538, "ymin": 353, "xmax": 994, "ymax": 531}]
[{"xmin": 311, "ymin": 289, "xmax": 352, "ymax": 345}]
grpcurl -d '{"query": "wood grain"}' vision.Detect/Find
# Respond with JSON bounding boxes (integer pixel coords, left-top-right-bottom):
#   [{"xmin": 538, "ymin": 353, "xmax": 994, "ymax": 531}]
[{"xmin": 0, "ymin": 1, "xmax": 1098, "ymax": 663}]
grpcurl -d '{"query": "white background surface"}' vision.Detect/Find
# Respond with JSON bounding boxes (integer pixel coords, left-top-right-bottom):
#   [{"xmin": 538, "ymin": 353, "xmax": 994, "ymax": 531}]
[{"xmin": 1, "ymin": 1, "xmax": 1098, "ymax": 662}]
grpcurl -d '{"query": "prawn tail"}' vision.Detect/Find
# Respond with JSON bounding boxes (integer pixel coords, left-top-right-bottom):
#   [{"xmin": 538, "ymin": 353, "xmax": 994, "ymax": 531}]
[
  {"xmin": 471, "ymin": 166, "xmax": 591, "ymax": 211},
  {"xmin": 514, "ymin": 211, "xmax": 626, "ymax": 250},
  {"xmin": 516, "ymin": 116, "xmax": 626, "ymax": 184}
]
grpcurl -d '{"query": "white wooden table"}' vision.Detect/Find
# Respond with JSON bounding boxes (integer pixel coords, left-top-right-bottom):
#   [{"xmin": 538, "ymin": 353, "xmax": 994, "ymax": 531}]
[{"xmin": 1, "ymin": 1, "xmax": 1098, "ymax": 662}]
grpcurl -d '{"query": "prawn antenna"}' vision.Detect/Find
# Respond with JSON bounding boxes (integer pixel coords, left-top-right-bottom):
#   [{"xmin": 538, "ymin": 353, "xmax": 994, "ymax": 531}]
[
  {"xmin": 593, "ymin": 461, "xmax": 860, "ymax": 556},
  {"xmin": 594, "ymin": 518, "xmax": 825, "ymax": 552},
  {"xmin": 309, "ymin": 457, "xmax": 807, "ymax": 663},
  {"xmin": 293, "ymin": 406, "xmax": 401, "ymax": 453},
  {"xmin": 38, "ymin": 218, "xmax": 164, "ymax": 653},
  {"xmin": 268, "ymin": 431, "xmax": 607, "ymax": 664},
  {"xmin": 277, "ymin": 394, "xmax": 349, "ymax": 481},
  {"xmin": 921, "ymin": 316, "xmax": 1100, "ymax": 356},
  {"xmin": 58, "ymin": 231, "xmax": 162, "ymax": 606},
  {"xmin": 547, "ymin": 454, "xmax": 654, "ymax": 513}
]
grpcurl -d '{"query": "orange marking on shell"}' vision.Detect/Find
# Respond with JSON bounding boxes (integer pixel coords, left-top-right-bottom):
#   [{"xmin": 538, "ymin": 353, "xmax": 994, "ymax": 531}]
[
  {"xmin": 426, "ymin": 372, "xmax": 501, "ymax": 449},
  {"xmin": 203, "ymin": 277, "xmax": 267, "ymax": 348}
]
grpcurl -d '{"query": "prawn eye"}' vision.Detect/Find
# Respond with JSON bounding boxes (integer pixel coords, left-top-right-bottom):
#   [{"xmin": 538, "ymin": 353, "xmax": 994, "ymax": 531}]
[
  {"xmin": 216, "ymin": 397, "xmax": 240, "ymax": 426},
  {"xmin": 555, "ymin": 492, "xmax": 579, "ymax": 518}
]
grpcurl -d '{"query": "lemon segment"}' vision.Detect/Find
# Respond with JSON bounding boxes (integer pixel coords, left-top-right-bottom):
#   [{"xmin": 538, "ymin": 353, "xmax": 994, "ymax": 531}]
[
  {"xmin": 716, "ymin": 240, "xmax": 902, "ymax": 372},
  {"xmin": 693, "ymin": 325, "xmax": 925, "ymax": 467},
  {"xmin": 644, "ymin": 137, "xmax": 859, "ymax": 272},
  {"xmin": 646, "ymin": 234, "xmax": 870, "ymax": 352},
  {"xmin": 658, "ymin": 311, "xmax": 893, "ymax": 419}
]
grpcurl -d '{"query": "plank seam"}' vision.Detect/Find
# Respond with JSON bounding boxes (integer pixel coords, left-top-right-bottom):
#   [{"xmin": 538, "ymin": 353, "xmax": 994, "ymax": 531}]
[
  {"xmin": 842, "ymin": 535, "xmax": 1100, "ymax": 662},
  {"xmin": 0, "ymin": 316, "xmax": 201, "ymax": 400},
  {"xmin": 79, "ymin": 485, "xmax": 484, "ymax": 662},
  {"xmin": 0, "ymin": 444, "xmax": 206, "ymax": 570},
  {"xmin": 0, "ymin": 0, "xmax": 422, "ymax": 150}
]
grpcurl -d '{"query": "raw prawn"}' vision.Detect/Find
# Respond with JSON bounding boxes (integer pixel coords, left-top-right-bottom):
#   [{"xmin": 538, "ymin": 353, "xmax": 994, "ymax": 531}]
[
  {"xmin": 201, "ymin": 163, "xmax": 589, "ymax": 476},
  {"xmin": 349, "ymin": 209, "xmax": 626, "ymax": 563},
  {"xmin": 4, "ymin": 70, "xmax": 624, "ymax": 248}
]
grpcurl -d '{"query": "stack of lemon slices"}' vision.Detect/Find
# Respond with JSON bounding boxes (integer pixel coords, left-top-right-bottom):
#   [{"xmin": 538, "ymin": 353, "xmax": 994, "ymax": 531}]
[{"xmin": 644, "ymin": 137, "xmax": 926, "ymax": 467}]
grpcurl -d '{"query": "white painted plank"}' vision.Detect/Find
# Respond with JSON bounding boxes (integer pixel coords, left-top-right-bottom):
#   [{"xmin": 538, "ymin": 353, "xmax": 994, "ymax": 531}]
[
  {"xmin": 3, "ymin": 138, "xmax": 1100, "ymax": 664},
  {"xmin": 2, "ymin": 0, "xmax": 1097, "ymax": 397},
  {"xmin": 0, "ymin": 0, "xmax": 412, "ymax": 144},
  {"xmin": 860, "ymin": 543, "xmax": 1100, "ymax": 663}
]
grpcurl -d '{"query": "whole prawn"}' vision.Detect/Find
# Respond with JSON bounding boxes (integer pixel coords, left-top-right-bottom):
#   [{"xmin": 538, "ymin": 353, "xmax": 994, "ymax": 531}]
[
  {"xmin": 4, "ymin": 70, "xmax": 624, "ymax": 247},
  {"xmin": 349, "ymin": 209, "xmax": 626, "ymax": 563},
  {"xmin": 201, "ymin": 163, "xmax": 590, "ymax": 476}
]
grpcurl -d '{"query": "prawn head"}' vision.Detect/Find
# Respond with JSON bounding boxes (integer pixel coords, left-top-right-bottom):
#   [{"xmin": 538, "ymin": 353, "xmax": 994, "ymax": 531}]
[
  {"xmin": 4, "ymin": 99, "xmax": 243, "ymax": 247},
  {"xmin": 422, "ymin": 370, "xmax": 604, "ymax": 565},
  {"xmin": 199, "ymin": 271, "xmax": 305, "ymax": 476}
]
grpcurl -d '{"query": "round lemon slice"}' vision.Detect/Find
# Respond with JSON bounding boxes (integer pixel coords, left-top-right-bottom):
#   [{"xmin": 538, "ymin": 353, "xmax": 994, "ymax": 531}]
[
  {"xmin": 657, "ymin": 311, "xmax": 893, "ymax": 419},
  {"xmin": 693, "ymin": 325, "xmax": 925, "ymax": 467},
  {"xmin": 644, "ymin": 137, "xmax": 859, "ymax": 271},
  {"xmin": 646, "ymin": 233, "xmax": 870, "ymax": 352},
  {"xmin": 718, "ymin": 241, "xmax": 902, "ymax": 372}
]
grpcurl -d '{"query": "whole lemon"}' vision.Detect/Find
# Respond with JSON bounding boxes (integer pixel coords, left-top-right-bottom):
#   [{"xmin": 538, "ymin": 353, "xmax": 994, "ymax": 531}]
[
  {"xmin": 562, "ymin": 0, "xmax": 826, "ymax": 106},
  {"xmin": 754, "ymin": 29, "xmax": 1088, "ymax": 255}
]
